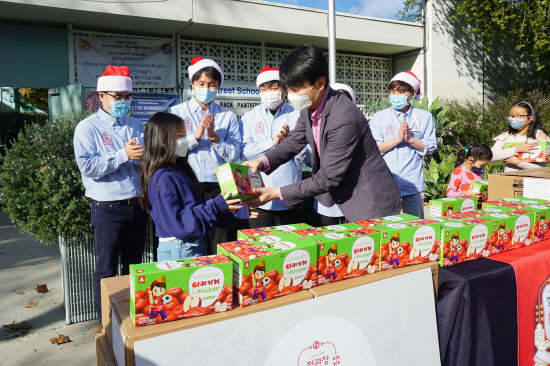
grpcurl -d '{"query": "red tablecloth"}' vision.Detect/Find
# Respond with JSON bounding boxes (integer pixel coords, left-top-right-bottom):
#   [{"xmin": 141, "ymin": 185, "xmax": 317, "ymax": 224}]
[{"xmin": 491, "ymin": 240, "xmax": 550, "ymax": 366}]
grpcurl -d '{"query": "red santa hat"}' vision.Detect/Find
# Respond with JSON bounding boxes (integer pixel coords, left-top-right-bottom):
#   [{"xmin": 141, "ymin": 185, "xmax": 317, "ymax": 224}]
[
  {"xmin": 256, "ymin": 66, "xmax": 279, "ymax": 88},
  {"xmin": 188, "ymin": 57, "xmax": 224, "ymax": 85},
  {"xmin": 97, "ymin": 65, "xmax": 133, "ymax": 92},
  {"xmin": 390, "ymin": 71, "xmax": 424, "ymax": 101},
  {"xmin": 331, "ymin": 83, "xmax": 355, "ymax": 103}
]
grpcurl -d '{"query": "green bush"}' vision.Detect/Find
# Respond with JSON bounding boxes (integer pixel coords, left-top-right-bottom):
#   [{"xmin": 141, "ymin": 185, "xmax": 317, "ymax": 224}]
[
  {"xmin": 0, "ymin": 112, "xmax": 91, "ymax": 244},
  {"xmin": 443, "ymin": 87, "xmax": 550, "ymax": 149},
  {"xmin": 424, "ymin": 147, "xmax": 457, "ymax": 201}
]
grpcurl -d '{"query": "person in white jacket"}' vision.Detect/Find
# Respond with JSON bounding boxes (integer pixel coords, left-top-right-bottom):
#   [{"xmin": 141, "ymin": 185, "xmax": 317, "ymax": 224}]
[
  {"xmin": 491, "ymin": 100, "xmax": 549, "ymax": 172},
  {"xmin": 240, "ymin": 66, "xmax": 310, "ymax": 228}
]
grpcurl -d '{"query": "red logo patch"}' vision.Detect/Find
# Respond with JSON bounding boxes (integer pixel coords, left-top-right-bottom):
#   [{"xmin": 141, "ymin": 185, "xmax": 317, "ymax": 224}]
[
  {"xmin": 255, "ymin": 121, "xmax": 265, "ymax": 134},
  {"xmin": 102, "ymin": 132, "xmax": 114, "ymax": 145},
  {"xmin": 185, "ymin": 117, "xmax": 193, "ymax": 130},
  {"xmin": 385, "ymin": 124, "xmax": 395, "ymax": 136}
]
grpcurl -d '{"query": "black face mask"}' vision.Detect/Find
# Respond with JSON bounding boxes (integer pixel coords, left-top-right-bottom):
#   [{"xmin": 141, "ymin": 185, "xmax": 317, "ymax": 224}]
[{"xmin": 472, "ymin": 166, "xmax": 485, "ymax": 176}]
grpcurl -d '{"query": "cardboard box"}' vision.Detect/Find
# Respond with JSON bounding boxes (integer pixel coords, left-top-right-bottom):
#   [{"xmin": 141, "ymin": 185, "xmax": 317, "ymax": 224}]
[
  {"xmin": 475, "ymin": 210, "xmax": 535, "ymax": 253},
  {"xmin": 354, "ymin": 213, "xmax": 419, "ymax": 228},
  {"xmin": 309, "ymin": 261, "xmax": 439, "ymax": 298},
  {"xmin": 291, "ymin": 222, "xmax": 365, "ymax": 237},
  {"xmin": 105, "ymin": 264, "xmax": 439, "ymax": 366},
  {"xmin": 488, "ymin": 167, "xmax": 550, "ymax": 200},
  {"xmin": 524, "ymin": 178, "xmax": 550, "ymax": 200},
  {"xmin": 96, "ymin": 333, "xmax": 116, "ymax": 366},
  {"xmin": 376, "ymin": 219, "xmax": 441, "ymax": 270},
  {"xmin": 110, "ymin": 282, "xmax": 314, "ymax": 366},
  {"xmin": 296, "ymin": 228, "xmax": 381, "ymax": 285},
  {"xmin": 101, "ymin": 275, "xmax": 133, "ymax": 330},
  {"xmin": 429, "ymin": 197, "xmax": 476, "ymax": 218},
  {"xmin": 215, "ymin": 162, "xmax": 264, "ymax": 200},
  {"xmin": 217, "ymin": 240, "xmax": 317, "ymax": 307},
  {"xmin": 237, "ymin": 223, "xmax": 313, "ymax": 240},
  {"xmin": 440, "ymin": 218, "xmax": 496, "ymax": 266},
  {"xmin": 129, "ymin": 255, "xmax": 233, "ymax": 327},
  {"xmin": 503, "ymin": 141, "xmax": 549, "ymax": 162}
]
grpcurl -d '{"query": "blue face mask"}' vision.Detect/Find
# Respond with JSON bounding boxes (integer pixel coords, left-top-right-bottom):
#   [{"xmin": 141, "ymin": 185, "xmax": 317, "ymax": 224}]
[
  {"xmin": 472, "ymin": 166, "xmax": 485, "ymax": 176},
  {"xmin": 194, "ymin": 87, "xmax": 217, "ymax": 104},
  {"xmin": 390, "ymin": 95, "xmax": 409, "ymax": 110},
  {"xmin": 108, "ymin": 100, "xmax": 131, "ymax": 118},
  {"xmin": 508, "ymin": 118, "xmax": 526, "ymax": 130}
]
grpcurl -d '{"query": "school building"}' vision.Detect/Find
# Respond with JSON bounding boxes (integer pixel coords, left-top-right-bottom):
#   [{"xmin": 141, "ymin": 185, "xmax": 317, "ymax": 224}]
[{"xmin": 0, "ymin": 0, "xmax": 520, "ymax": 117}]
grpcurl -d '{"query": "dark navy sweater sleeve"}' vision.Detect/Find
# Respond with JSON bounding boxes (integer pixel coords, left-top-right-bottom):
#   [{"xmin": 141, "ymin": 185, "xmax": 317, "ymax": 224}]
[
  {"xmin": 149, "ymin": 165, "xmax": 236, "ymax": 239},
  {"xmin": 215, "ymin": 203, "xmax": 251, "ymax": 229}
]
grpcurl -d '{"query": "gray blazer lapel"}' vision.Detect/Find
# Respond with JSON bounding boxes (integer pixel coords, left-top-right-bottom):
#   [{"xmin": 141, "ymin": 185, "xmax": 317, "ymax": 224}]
[
  {"xmin": 319, "ymin": 88, "xmax": 336, "ymax": 153},
  {"xmin": 304, "ymin": 110, "xmax": 320, "ymax": 172}
]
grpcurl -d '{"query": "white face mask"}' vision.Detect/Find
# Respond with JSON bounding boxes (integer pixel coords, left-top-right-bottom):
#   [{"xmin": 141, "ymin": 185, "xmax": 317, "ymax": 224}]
[
  {"xmin": 287, "ymin": 82, "xmax": 321, "ymax": 111},
  {"xmin": 175, "ymin": 137, "xmax": 189, "ymax": 158},
  {"xmin": 260, "ymin": 91, "xmax": 284, "ymax": 110}
]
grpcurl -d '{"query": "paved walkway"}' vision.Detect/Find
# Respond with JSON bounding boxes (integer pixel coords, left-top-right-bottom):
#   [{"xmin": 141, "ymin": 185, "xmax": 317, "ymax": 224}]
[{"xmin": 0, "ymin": 209, "xmax": 97, "ymax": 366}]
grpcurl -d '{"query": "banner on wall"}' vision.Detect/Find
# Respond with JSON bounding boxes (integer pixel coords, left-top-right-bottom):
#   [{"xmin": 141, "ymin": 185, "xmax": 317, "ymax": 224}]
[
  {"xmin": 75, "ymin": 35, "xmax": 176, "ymax": 88},
  {"xmin": 85, "ymin": 91, "xmax": 180, "ymax": 122}
]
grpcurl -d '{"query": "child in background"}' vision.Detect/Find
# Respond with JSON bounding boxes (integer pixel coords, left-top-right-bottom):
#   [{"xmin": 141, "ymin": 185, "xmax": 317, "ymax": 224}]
[
  {"xmin": 446, "ymin": 144, "xmax": 493, "ymax": 197},
  {"xmin": 491, "ymin": 100, "xmax": 549, "ymax": 172},
  {"xmin": 140, "ymin": 112, "xmax": 257, "ymax": 260}
]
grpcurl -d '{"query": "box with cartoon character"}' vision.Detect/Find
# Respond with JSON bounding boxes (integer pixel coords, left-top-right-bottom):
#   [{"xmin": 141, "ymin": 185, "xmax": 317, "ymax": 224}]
[
  {"xmin": 217, "ymin": 240, "xmax": 317, "ymax": 307},
  {"xmin": 429, "ymin": 197, "xmax": 477, "ymax": 218},
  {"xmin": 353, "ymin": 214, "xmax": 419, "ymax": 228},
  {"xmin": 237, "ymin": 223, "xmax": 313, "ymax": 240},
  {"xmin": 503, "ymin": 141, "xmax": 549, "ymax": 163},
  {"xmin": 129, "ymin": 255, "xmax": 233, "ymax": 327},
  {"xmin": 471, "ymin": 180, "xmax": 489, "ymax": 205},
  {"xmin": 521, "ymin": 204, "xmax": 550, "ymax": 243},
  {"xmin": 295, "ymin": 229, "xmax": 381, "ymax": 285},
  {"xmin": 215, "ymin": 162, "xmax": 264, "ymax": 200},
  {"xmin": 439, "ymin": 218, "xmax": 496, "ymax": 266},
  {"xmin": 376, "ymin": 219, "xmax": 442, "ymax": 270},
  {"xmin": 482, "ymin": 198, "xmax": 546, "ymax": 210},
  {"xmin": 473, "ymin": 210, "xmax": 535, "ymax": 253},
  {"xmin": 439, "ymin": 210, "xmax": 487, "ymax": 221},
  {"xmin": 291, "ymin": 223, "xmax": 365, "ymax": 237},
  {"xmin": 502, "ymin": 197, "xmax": 550, "ymax": 203}
]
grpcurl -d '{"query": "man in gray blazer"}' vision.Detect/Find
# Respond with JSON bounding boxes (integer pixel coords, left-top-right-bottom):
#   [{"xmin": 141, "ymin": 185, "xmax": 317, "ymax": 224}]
[{"xmin": 243, "ymin": 44, "xmax": 401, "ymax": 222}]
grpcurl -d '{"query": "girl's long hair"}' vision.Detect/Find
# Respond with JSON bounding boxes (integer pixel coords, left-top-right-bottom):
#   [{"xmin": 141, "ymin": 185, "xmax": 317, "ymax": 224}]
[
  {"xmin": 507, "ymin": 99, "xmax": 547, "ymax": 140},
  {"xmin": 140, "ymin": 112, "xmax": 204, "ymax": 214}
]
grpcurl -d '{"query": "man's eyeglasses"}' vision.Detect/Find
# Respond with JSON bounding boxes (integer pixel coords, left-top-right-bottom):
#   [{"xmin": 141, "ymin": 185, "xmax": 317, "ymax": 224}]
[{"xmin": 104, "ymin": 92, "xmax": 133, "ymax": 101}]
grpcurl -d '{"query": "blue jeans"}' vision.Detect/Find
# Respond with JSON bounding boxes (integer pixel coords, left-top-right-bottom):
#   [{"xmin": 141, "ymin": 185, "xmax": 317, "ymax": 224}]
[
  {"xmin": 401, "ymin": 191, "xmax": 425, "ymax": 219},
  {"xmin": 157, "ymin": 236, "xmax": 206, "ymax": 261}
]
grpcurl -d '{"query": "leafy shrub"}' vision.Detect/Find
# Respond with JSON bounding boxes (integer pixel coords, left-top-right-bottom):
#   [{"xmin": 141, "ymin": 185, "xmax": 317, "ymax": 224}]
[
  {"xmin": 361, "ymin": 98, "xmax": 391, "ymax": 121},
  {"xmin": 412, "ymin": 97, "xmax": 457, "ymax": 149},
  {"xmin": 424, "ymin": 147, "xmax": 457, "ymax": 201},
  {"xmin": 0, "ymin": 112, "xmax": 91, "ymax": 244},
  {"xmin": 443, "ymin": 87, "xmax": 550, "ymax": 149}
]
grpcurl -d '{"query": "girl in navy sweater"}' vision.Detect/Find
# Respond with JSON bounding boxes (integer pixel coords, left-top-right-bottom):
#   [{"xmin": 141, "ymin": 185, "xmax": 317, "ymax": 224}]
[{"xmin": 140, "ymin": 112, "xmax": 256, "ymax": 260}]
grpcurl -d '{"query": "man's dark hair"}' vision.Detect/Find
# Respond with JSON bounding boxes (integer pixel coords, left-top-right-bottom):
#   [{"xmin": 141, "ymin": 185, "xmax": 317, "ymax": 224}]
[
  {"xmin": 280, "ymin": 44, "xmax": 329, "ymax": 88},
  {"xmin": 191, "ymin": 66, "xmax": 222, "ymax": 85},
  {"xmin": 389, "ymin": 80, "xmax": 414, "ymax": 94},
  {"xmin": 259, "ymin": 80, "xmax": 284, "ymax": 90}
]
